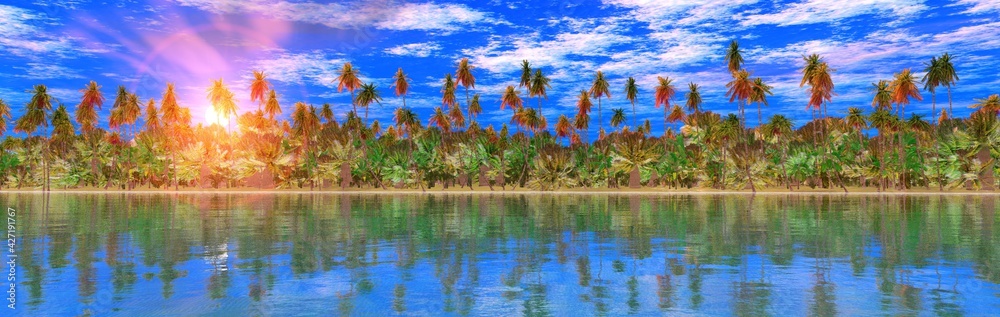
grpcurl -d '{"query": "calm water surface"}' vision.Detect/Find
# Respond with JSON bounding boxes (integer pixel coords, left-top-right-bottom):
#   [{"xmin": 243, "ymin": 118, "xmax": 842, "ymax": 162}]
[{"xmin": 2, "ymin": 193, "xmax": 999, "ymax": 316}]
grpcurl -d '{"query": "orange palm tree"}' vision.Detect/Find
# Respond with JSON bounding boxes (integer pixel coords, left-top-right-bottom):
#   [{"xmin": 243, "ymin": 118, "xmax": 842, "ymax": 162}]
[
  {"xmin": 455, "ymin": 58, "xmax": 475, "ymax": 113},
  {"xmin": 392, "ymin": 67, "xmax": 410, "ymax": 109},
  {"xmin": 555, "ymin": 114, "xmax": 573, "ymax": 143},
  {"xmin": 335, "ymin": 62, "xmax": 362, "ymax": 113},
  {"xmin": 654, "ymin": 76, "xmax": 676, "ymax": 132},
  {"xmin": 0, "ymin": 99, "xmax": 10, "ymax": 137},
  {"xmin": 890, "ymin": 68, "xmax": 923, "ymax": 119},
  {"xmin": 574, "ymin": 90, "xmax": 592, "ymax": 142},
  {"xmin": 264, "ymin": 90, "xmax": 281, "ymax": 120},
  {"xmin": 429, "ymin": 107, "xmax": 451, "ymax": 134},
  {"xmin": 76, "ymin": 81, "xmax": 104, "ymax": 134},
  {"xmin": 725, "ymin": 69, "xmax": 753, "ymax": 125},
  {"xmin": 207, "ymin": 79, "xmax": 238, "ymax": 133},
  {"xmin": 500, "ymin": 85, "xmax": 522, "ymax": 110},
  {"xmin": 249, "ymin": 70, "xmax": 270, "ymax": 111}
]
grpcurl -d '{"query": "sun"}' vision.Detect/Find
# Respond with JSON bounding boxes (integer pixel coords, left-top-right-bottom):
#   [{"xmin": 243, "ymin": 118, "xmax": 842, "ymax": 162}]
[{"xmin": 204, "ymin": 106, "xmax": 229, "ymax": 126}]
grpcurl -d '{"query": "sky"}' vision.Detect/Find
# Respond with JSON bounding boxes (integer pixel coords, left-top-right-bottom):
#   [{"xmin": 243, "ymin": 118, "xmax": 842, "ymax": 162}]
[{"xmin": 2, "ymin": 0, "xmax": 999, "ymax": 138}]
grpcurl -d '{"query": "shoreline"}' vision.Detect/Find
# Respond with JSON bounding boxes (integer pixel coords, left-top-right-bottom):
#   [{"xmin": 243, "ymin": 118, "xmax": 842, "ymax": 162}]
[{"xmin": 3, "ymin": 186, "xmax": 1000, "ymax": 196}]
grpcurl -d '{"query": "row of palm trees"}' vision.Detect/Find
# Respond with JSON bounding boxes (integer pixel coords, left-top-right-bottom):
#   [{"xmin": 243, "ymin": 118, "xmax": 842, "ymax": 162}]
[{"xmin": 0, "ymin": 40, "xmax": 995, "ymax": 192}]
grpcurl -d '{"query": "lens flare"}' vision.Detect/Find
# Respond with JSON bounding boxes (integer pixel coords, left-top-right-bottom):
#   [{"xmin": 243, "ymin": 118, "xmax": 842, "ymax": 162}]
[{"xmin": 204, "ymin": 106, "xmax": 228, "ymax": 126}]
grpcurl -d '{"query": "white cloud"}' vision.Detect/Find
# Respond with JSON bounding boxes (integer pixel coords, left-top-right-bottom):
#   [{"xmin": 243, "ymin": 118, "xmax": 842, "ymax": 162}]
[
  {"xmin": 601, "ymin": 0, "xmax": 759, "ymax": 28},
  {"xmin": 173, "ymin": 0, "xmax": 504, "ymax": 33},
  {"xmin": 0, "ymin": 4, "xmax": 109, "ymax": 58},
  {"xmin": 13, "ymin": 63, "xmax": 84, "ymax": 80},
  {"xmin": 465, "ymin": 26, "xmax": 632, "ymax": 76},
  {"xmin": 384, "ymin": 42, "xmax": 442, "ymax": 58},
  {"xmin": 741, "ymin": 0, "xmax": 928, "ymax": 27},
  {"xmin": 953, "ymin": 0, "xmax": 1000, "ymax": 14},
  {"xmin": 249, "ymin": 50, "xmax": 347, "ymax": 88}
]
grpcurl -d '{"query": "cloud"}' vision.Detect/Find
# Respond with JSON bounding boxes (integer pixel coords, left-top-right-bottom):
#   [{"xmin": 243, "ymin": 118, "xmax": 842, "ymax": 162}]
[
  {"xmin": 953, "ymin": 0, "xmax": 1000, "ymax": 14},
  {"xmin": 13, "ymin": 63, "xmax": 84, "ymax": 80},
  {"xmin": 248, "ymin": 50, "xmax": 347, "ymax": 88},
  {"xmin": 173, "ymin": 0, "xmax": 505, "ymax": 33},
  {"xmin": 0, "ymin": 4, "xmax": 112, "ymax": 60},
  {"xmin": 600, "ymin": 0, "xmax": 759, "ymax": 28},
  {"xmin": 741, "ymin": 0, "xmax": 928, "ymax": 27},
  {"xmin": 384, "ymin": 42, "xmax": 442, "ymax": 58},
  {"xmin": 465, "ymin": 26, "xmax": 632, "ymax": 76}
]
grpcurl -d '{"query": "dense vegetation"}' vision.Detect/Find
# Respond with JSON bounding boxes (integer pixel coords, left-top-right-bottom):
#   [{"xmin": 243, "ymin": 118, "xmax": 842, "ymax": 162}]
[{"xmin": 0, "ymin": 41, "xmax": 996, "ymax": 191}]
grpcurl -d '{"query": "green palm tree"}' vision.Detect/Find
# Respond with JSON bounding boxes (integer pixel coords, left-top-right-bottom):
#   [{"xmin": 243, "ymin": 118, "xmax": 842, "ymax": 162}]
[
  {"xmin": 611, "ymin": 108, "xmax": 627, "ymax": 132},
  {"xmin": 685, "ymin": 83, "xmax": 702, "ymax": 113},
  {"xmin": 624, "ymin": 77, "xmax": 639, "ymax": 126},
  {"xmin": 519, "ymin": 60, "xmax": 532, "ymax": 91},
  {"xmin": 938, "ymin": 53, "xmax": 958, "ymax": 116},
  {"xmin": 766, "ymin": 114, "xmax": 793, "ymax": 189},
  {"xmin": 871, "ymin": 80, "xmax": 892, "ymax": 111},
  {"xmin": 749, "ymin": 77, "xmax": 773, "ymax": 127},
  {"xmin": 356, "ymin": 82, "xmax": 382, "ymax": 123},
  {"xmin": 589, "ymin": 71, "xmax": 611, "ymax": 135},
  {"xmin": 15, "ymin": 85, "xmax": 54, "ymax": 190},
  {"xmin": 922, "ymin": 56, "xmax": 944, "ymax": 119},
  {"xmin": 725, "ymin": 40, "xmax": 744, "ymax": 73},
  {"xmin": 529, "ymin": 69, "xmax": 551, "ymax": 117},
  {"xmin": 456, "ymin": 58, "xmax": 475, "ymax": 113}
]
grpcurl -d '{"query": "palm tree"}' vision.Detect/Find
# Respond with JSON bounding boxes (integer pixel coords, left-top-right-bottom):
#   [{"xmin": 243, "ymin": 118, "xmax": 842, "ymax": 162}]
[
  {"xmin": 685, "ymin": 83, "xmax": 702, "ymax": 114},
  {"xmin": 356, "ymin": 82, "xmax": 383, "ymax": 122},
  {"xmin": 589, "ymin": 71, "xmax": 611, "ymax": 135},
  {"xmin": 501, "ymin": 85, "xmax": 523, "ymax": 110},
  {"xmin": 336, "ymin": 62, "xmax": 362, "ymax": 114},
  {"xmin": 76, "ymin": 81, "xmax": 104, "ymax": 134},
  {"xmin": 574, "ymin": 90, "xmax": 593, "ymax": 142},
  {"xmin": 871, "ymin": 80, "xmax": 892, "ymax": 111},
  {"xmin": 207, "ymin": 79, "xmax": 238, "ymax": 133},
  {"xmin": 654, "ymin": 76, "xmax": 676, "ymax": 132},
  {"xmin": 160, "ymin": 83, "xmax": 182, "ymax": 189},
  {"xmin": 249, "ymin": 70, "xmax": 271, "ymax": 111},
  {"xmin": 555, "ymin": 114, "xmax": 573, "ymax": 143},
  {"xmin": 456, "ymin": 58, "xmax": 476, "ymax": 112},
  {"xmin": 624, "ymin": 77, "xmax": 639, "ymax": 126},
  {"xmin": 320, "ymin": 103, "xmax": 334, "ymax": 124},
  {"xmin": 442, "ymin": 73, "xmax": 458, "ymax": 109},
  {"xmin": 749, "ymin": 78, "xmax": 773, "ymax": 128},
  {"xmin": 971, "ymin": 94, "xmax": 1000, "ymax": 116},
  {"xmin": 529, "ymin": 69, "xmax": 551, "ymax": 117},
  {"xmin": 0, "ymin": 99, "xmax": 10, "ymax": 137},
  {"xmin": 766, "ymin": 114, "xmax": 793, "ymax": 189},
  {"xmin": 938, "ymin": 53, "xmax": 958, "ymax": 116},
  {"xmin": 726, "ymin": 69, "xmax": 753, "ymax": 125},
  {"xmin": 292, "ymin": 102, "xmax": 320, "ymax": 189},
  {"xmin": 448, "ymin": 105, "xmax": 466, "ymax": 130},
  {"xmin": 264, "ymin": 90, "xmax": 281, "ymax": 120},
  {"xmin": 468, "ymin": 94, "xmax": 482, "ymax": 124},
  {"xmin": 890, "ymin": 68, "xmax": 923, "ymax": 119},
  {"xmin": 15, "ymin": 85, "xmax": 54, "ymax": 190},
  {"xmin": 120, "ymin": 93, "xmax": 142, "ymax": 139},
  {"xmin": 725, "ymin": 40, "xmax": 744, "ymax": 73},
  {"xmin": 800, "ymin": 54, "xmax": 822, "ymax": 88},
  {"xmin": 429, "ymin": 107, "xmax": 451, "ymax": 134},
  {"xmin": 922, "ymin": 57, "xmax": 944, "ymax": 119},
  {"xmin": 392, "ymin": 67, "xmax": 410, "ymax": 109},
  {"xmin": 519, "ymin": 60, "xmax": 532, "ymax": 91},
  {"xmin": 611, "ymin": 108, "xmax": 627, "ymax": 133},
  {"xmin": 145, "ymin": 98, "xmax": 160, "ymax": 133}
]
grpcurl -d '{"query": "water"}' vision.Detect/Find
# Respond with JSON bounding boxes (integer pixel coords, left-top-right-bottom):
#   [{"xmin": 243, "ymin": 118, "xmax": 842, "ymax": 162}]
[{"xmin": 2, "ymin": 193, "xmax": 999, "ymax": 316}]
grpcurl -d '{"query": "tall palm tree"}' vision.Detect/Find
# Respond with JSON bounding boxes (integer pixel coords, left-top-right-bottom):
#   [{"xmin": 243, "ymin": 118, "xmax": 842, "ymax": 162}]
[
  {"xmin": 574, "ymin": 90, "xmax": 592, "ymax": 142},
  {"xmin": 938, "ymin": 53, "xmax": 958, "ymax": 116},
  {"xmin": 76, "ymin": 81, "xmax": 104, "ymax": 134},
  {"xmin": 749, "ymin": 77, "xmax": 773, "ymax": 127},
  {"xmin": 519, "ymin": 60, "xmax": 532, "ymax": 91},
  {"xmin": 529, "ymin": 69, "xmax": 551, "ymax": 117},
  {"xmin": 264, "ymin": 90, "xmax": 281, "ymax": 120},
  {"xmin": 120, "ymin": 93, "xmax": 142, "ymax": 139},
  {"xmin": 292, "ymin": 102, "xmax": 320, "ymax": 188},
  {"xmin": 654, "ymin": 76, "xmax": 676, "ymax": 132},
  {"xmin": 145, "ymin": 98, "xmax": 160, "ymax": 133},
  {"xmin": 356, "ymin": 82, "xmax": 383, "ymax": 122},
  {"xmin": 611, "ymin": 108, "xmax": 627, "ymax": 132},
  {"xmin": 392, "ymin": 67, "xmax": 410, "ymax": 109},
  {"xmin": 589, "ymin": 71, "xmax": 611, "ymax": 135},
  {"xmin": 336, "ymin": 62, "xmax": 362, "ymax": 114},
  {"xmin": 320, "ymin": 103, "xmax": 334, "ymax": 124},
  {"xmin": 725, "ymin": 40, "xmax": 744, "ymax": 73},
  {"xmin": 442, "ymin": 73, "xmax": 458, "ymax": 109},
  {"xmin": 890, "ymin": 68, "xmax": 923, "ymax": 119},
  {"xmin": 456, "ymin": 58, "xmax": 475, "ymax": 112},
  {"xmin": 800, "ymin": 54, "xmax": 822, "ymax": 88},
  {"xmin": 160, "ymin": 83, "xmax": 182, "ymax": 189},
  {"xmin": 15, "ymin": 85, "xmax": 54, "ymax": 190},
  {"xmin": 685, "ymin": 83, "xmax": 702, "ymax": 114},
  {"xmin": 207, "ymin": 79, "xmax": 238, "ymax": 133},
  {"xmin": 725, "ymin": 69, "xmax": 753, "ymax": 125},
  {"xmin": 624, "ymin": 77, "xmax": 639, "ymax": 126},
  {"xmin": 249, "ymin": 70, "xmax": 271, "ymax": 111},
  {"xmin": 922, "ymin": 57, "xmax": 944, "ymax": 119}
]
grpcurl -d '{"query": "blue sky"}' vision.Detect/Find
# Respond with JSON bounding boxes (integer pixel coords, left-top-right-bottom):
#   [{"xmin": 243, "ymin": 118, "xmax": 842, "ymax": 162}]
[{"xmin": 2, "ymin": 0, "xmax": 999, "ymax": 138}]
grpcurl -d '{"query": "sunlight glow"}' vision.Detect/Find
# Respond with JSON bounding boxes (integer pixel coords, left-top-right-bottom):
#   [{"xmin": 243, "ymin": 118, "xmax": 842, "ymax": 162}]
[{"xmin": 204, "ymin": 106, "xmax": 229, "ymax": 126}]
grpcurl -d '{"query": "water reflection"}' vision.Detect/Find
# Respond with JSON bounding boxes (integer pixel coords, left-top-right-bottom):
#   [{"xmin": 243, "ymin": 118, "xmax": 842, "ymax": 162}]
[{"xmin": 4, "ymin": 193, "xmax": 1000, "ymax": 316}]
